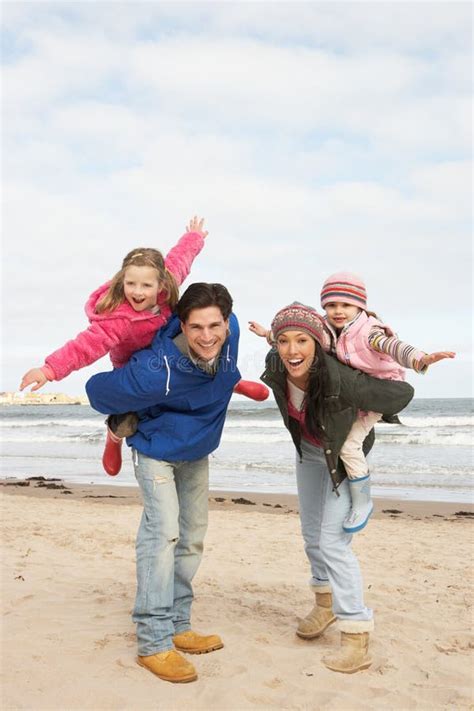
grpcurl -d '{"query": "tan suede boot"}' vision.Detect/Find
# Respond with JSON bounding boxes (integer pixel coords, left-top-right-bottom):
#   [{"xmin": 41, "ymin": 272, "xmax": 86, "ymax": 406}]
[
  {"xmin": 296, "ymin": 589, "xmax": 336, "ymax": 639},
  {"xmin": 137, "ymin": 649, "xmax": 197, "ymax": 683},
  {"xmin": 173, "ymin": 630, "xmax": 224, "ymax": 654},
  {"xmin": 323, "ymin": 631, "xmax": 373, "ymax": 673}
]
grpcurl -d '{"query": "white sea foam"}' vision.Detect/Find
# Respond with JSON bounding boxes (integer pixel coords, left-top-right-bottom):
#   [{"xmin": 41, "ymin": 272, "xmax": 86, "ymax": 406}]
[
  {"xmin": 0, "ymin": 418, "xmax": 103, "ymax": 428},
  {"xmin": 2, "ymin": 433, "xmax": 102, "ymax": 443},
  {"xmin": 221, "ymin": 432, "xmax": 291, "ymax": 444},
  {"xmin": 377, "ymin": 416, "xmax": 473, "ymax": 428},
  {"xmin": 223, "ymin": 419, "xmax": 284, "ymax": 429},
  {"xmin": 2, "ymin": 429, "xmax": 471, "ymax": 447},
  {"xmin": 375, "ymin": 431, "xmax": 472, "ymax": 446}
]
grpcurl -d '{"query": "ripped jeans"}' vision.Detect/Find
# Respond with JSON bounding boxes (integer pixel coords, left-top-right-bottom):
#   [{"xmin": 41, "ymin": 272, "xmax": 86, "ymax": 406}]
[{"xmin": 132, "ymin": 450, "xmax": 209, "ymax": 656}]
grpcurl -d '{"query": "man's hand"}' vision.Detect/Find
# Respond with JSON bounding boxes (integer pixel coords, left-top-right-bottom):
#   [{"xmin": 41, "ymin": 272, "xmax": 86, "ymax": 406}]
[
  {"xmin": 248, "ymin": 321, "xmax": 269, "ymax": 338},
  {"xmin": 420, "ymin": 351, "xmax": 456, "ymax": 367},
  {"xmin": 186, "ymin": 216, "xmax": 208, "ymax": 239},
  {"xmin": 20, "ymin": 368, "xmax": 48, "ymax": 392}
]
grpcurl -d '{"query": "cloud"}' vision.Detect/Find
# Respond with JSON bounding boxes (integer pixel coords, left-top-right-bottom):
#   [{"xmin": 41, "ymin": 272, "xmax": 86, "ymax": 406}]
[{"xmin": 2, "ymin": 2, "xmax": 472, "ymax": 397}]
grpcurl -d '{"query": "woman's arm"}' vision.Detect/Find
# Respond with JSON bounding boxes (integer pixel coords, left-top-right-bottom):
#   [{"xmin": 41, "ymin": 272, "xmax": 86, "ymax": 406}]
[{"xmin": 350, "ymin": 370, "xmax": 414, "ymax": 415}]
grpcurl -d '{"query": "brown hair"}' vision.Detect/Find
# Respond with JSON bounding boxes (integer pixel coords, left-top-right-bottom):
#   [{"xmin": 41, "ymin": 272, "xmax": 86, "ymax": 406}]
[
  {"xmin": 96, "ymin": 248, "xmax": 179, "ymax": 314},
  {"xmin": 176, "ymin": 283, "xmax": 233, "ymax": 323}
]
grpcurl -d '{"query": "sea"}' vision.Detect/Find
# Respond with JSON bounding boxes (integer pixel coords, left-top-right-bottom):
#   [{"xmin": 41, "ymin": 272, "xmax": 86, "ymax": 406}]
[{"xmin": 1, "ymin": 398, "xmax": 472, "ymax": 503}]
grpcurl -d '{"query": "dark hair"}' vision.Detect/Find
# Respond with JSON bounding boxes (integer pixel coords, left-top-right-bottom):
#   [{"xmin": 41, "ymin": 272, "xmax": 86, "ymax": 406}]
[
  {"xmin": 303, "ymin": 342, "xmax": 329, "ymax": 442},
  {"xmin": 176, "ymin": 282, "xmax": 233, "ymax": 323}
]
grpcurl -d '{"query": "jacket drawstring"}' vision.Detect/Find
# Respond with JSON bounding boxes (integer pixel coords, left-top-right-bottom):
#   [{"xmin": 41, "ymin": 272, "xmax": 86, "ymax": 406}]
[
  {"xmin": 164, "ymin": 356, "xmax": 171, "ymax": 396},
  {"xmin": 226, "ymin": 345, "xmax": 230, "ymax": 362}
]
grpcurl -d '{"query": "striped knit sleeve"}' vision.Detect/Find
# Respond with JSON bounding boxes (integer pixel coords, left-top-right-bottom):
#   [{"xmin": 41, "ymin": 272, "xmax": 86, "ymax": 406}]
[{"xmin": 367, "ymin": 325, "xmax": 428, "ymax": 373}]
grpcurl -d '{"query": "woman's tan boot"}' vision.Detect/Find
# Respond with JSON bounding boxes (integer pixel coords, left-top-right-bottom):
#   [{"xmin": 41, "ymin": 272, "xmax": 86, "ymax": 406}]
[
  {"xmin": 296, "ymin": 586, "xmax": 336, "ymax": 639},
  {"xmin": 323, "ymin": 620, "xmax": 374, "ymax": 673}
]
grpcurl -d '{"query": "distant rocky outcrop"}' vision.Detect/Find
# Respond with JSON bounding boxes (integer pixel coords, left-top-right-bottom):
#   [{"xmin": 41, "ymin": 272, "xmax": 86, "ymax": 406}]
[{"xmin": 0, "ymin": 392, "xmax": 89, "ymax": 406}]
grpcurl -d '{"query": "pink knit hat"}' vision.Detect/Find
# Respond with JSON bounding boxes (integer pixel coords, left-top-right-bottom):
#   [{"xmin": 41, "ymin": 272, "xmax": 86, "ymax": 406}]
[
  {"xmin": 320, "ymin": 272, "xmax": 367, "ymax": 310},
  {"xmin": 271, "ymin": 302, "xmax": 331, "ymax": 352}
]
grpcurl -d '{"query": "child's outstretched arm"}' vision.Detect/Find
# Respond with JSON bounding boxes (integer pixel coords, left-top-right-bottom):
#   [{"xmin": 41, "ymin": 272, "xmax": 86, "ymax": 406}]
[
  {"xmin": 19, "ymin": 317, "xmax": 132, "ymax": 390},
  {"xmin": 368, "ymin": 327, "xmax": 455, "ymax": 373},
  {"xmin": 164, "ymin": 216, "xmax": 208, "ymax": 286},
  {"xmin": 249, "ymin": 321, "xmax": 274, "ymax": 345},
  {"xmin": 20, "ymin": 367, "xmax": 50, "ymax": 392},
  {"xmin": 419, "ymin": 351, "xmax": 456, "ymax": 367}
]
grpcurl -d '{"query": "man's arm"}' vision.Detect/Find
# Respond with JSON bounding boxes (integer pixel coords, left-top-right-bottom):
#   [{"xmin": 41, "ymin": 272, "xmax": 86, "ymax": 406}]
[{"xmin": 86, "ymin": 353, "xmax": 172, "ymax": 414}]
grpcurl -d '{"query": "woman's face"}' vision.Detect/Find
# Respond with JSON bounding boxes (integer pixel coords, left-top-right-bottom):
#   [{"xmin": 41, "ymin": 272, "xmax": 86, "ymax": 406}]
[{"xmin": 276, "ymin": 330, "xmax": 316, "ymax": 387}]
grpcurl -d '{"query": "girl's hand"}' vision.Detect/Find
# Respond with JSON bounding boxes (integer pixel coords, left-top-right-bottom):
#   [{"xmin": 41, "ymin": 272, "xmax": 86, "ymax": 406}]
[
  {"xmin": 249, "ymin": 321, "xmax": 269, "ymax": 338},
  {"xmin": 186, "ymin": 216, "xmax": 208, "ymax": 239},
  {"xmin": 20, "ymin": 368, "xmax": 48, "ymax": 392},
  {"xmin": 420, "ymin": 351, "xmax": 456, "ymax": 367}
]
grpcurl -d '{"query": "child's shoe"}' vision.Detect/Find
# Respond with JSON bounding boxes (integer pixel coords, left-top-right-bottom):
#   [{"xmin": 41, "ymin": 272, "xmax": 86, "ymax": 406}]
[
  {"xmin": 102, "ymin": 428, "xmax": 123, "ymax": 476},
  {"xmin": 343, "ymin": 475, "xmax": 373, "ymax": 533},
  {"xmin": 233, "ymin": 380, "xmax": 269, "ymax": 401}
]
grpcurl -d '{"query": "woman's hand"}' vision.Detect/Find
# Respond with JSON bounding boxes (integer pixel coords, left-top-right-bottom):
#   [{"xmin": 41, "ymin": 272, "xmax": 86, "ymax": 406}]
[
  {"xmin": 20, "ymin": 368, "xmax": 48, "ymax": 392},
  {"xmin": 248, "ymin": 321, "xmax": 269, "ymax": 338},
  {"xmin": 420, "ymin": 351, "xmax": 456, "ymax": 367},
  {"xmin": 186, "ymin": 216, "xmax": 208, "ymax": 239}
]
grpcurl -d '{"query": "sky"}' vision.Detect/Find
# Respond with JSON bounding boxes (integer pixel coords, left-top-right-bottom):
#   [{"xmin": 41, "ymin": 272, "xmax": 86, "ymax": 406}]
[{"xmin": 2, "ymin": 1, "xmax": 472, "ymax": 399}]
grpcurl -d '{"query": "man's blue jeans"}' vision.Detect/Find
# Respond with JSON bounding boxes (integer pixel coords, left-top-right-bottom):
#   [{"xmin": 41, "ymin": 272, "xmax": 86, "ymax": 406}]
[
  {"xmin": 296, "ymin": 440, "xmax": 373, "ymax": 624},
  {"xmin": 132, "ymin": 450, "xmax": 209, "ymax": 656}
]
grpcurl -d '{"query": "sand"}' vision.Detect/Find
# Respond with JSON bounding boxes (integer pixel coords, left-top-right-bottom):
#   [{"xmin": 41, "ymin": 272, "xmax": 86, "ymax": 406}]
[{"xmin": 2, "ymin": 478, "xmax": 473, "ymax": 710}]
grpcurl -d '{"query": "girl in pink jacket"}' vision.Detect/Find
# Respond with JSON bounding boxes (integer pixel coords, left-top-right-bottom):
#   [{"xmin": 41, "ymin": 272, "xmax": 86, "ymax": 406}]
[
  {"xmin": 20, "ymin": 216, "xmax": 208, "ymax": 475},
  {"xmin": 249, "ymin": 271, "xmax": 455, "ymax": 534}
]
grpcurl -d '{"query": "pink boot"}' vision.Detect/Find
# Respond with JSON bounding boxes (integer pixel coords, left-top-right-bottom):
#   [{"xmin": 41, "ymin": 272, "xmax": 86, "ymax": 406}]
[
  {"xmin": 102, "ymin": 429, "xmax": 122, "ymax": 476},
  {"xmin": 233, "ymin": 380, "xmax": 269, "ymax": 401}
]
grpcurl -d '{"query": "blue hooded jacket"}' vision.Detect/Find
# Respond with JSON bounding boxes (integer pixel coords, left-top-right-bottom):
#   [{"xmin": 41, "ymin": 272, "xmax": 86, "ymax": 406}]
[{"xmin": 86, "ymin": 313, "xmax": 241, "ymax": 461}]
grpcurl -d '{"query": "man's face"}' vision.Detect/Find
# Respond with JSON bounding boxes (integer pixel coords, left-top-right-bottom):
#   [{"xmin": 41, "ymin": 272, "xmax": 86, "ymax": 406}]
[{"xmin": 180, "ymin": 306, "xmax": 229, "ymax": 362}]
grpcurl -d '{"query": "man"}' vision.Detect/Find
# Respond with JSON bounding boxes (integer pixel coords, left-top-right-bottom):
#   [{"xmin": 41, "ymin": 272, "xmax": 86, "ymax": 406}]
[{"xmin": 86, "ymin": 283, "xmax": 243, "ymax": 684}]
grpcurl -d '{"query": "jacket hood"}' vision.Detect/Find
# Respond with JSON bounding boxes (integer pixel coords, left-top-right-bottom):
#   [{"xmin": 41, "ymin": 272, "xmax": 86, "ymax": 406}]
[{"xmin": 85, "ymin": 281, "xmax": 164, "ymax": 323}]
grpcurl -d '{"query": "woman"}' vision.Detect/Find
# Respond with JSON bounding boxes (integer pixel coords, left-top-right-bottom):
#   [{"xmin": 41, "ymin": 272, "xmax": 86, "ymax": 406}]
[{"xmin": 260, "ymin": 302, "xmax": 414, "ymax": 673}]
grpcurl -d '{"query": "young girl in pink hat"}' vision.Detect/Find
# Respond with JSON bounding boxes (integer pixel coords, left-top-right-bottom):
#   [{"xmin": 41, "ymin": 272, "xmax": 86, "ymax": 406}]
[{"xmin": 250, "ymin": 271, "xmax": 455, "ymax": 533}]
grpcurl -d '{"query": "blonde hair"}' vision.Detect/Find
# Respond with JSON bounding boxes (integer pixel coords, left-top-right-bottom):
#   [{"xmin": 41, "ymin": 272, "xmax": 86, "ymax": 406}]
[{"xmin": 96, "ymin": 248, "xmax": 179, "ymax": 314}]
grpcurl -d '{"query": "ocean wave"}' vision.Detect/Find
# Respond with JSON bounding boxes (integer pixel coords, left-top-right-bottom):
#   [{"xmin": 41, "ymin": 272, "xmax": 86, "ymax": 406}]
[
  {"xmin": 220, "ymin": 432, "xmax": 291, "ymax": 444},
  {"xmin": 2, "ymin": 430, "xmax": 470, "ymax": 446},
  {"xmin": 1, "ymin": 433, "xmax": 103, "ymax": 443},
  {"xmin": 0, "ymin": 418, "xmax": 103, "ymax": 428},
  {"xmin": 224, "ymin": 419, "xmax": 284, "ymax": 429},
  {"xmin": 214, "ymin": 460, "xmax": 294, "ymax": 474},
  {"xmin": 375, "ymin": 432, "xmax": 472, "ymax": 446},
  {"xmin": 379, "ymin": 416, "xmax": 473, "ymax": 428}
]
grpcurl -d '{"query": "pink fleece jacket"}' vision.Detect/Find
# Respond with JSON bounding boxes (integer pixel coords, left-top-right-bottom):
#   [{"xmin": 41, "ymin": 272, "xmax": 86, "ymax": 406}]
[{"xmin": 42, "ymin": 231, "xmax": 205, "ymax": 382}]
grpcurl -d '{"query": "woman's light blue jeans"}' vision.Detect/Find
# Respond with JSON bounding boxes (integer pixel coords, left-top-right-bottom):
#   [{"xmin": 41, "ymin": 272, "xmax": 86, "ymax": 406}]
[
  {"xmin": 296, "ymin": 439, "xmax": 373, "ymax": 623},
  {"xmin": 132, "ymin": 450, "xmax": 209, "ymax": 656}
]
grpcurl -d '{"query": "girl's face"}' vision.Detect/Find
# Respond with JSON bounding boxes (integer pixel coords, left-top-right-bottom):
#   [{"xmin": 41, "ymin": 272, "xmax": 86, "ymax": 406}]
[
  {"xmin": 324, "ymin": 302, "xmax": 361, "ymax": 329},
  {"xmin": 123, "ymin": 265, "xmax": 160, "ymax": 312},
  {"xmin": 276, "ymin": 330, "xmax": 316, "ymax": 388}
]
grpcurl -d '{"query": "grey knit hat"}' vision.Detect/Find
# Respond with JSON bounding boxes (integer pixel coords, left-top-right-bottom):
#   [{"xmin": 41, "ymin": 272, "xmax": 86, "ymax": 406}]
[{"xmin": 271, "ymin": 302, "xmax": 331, "ymax": 352}]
